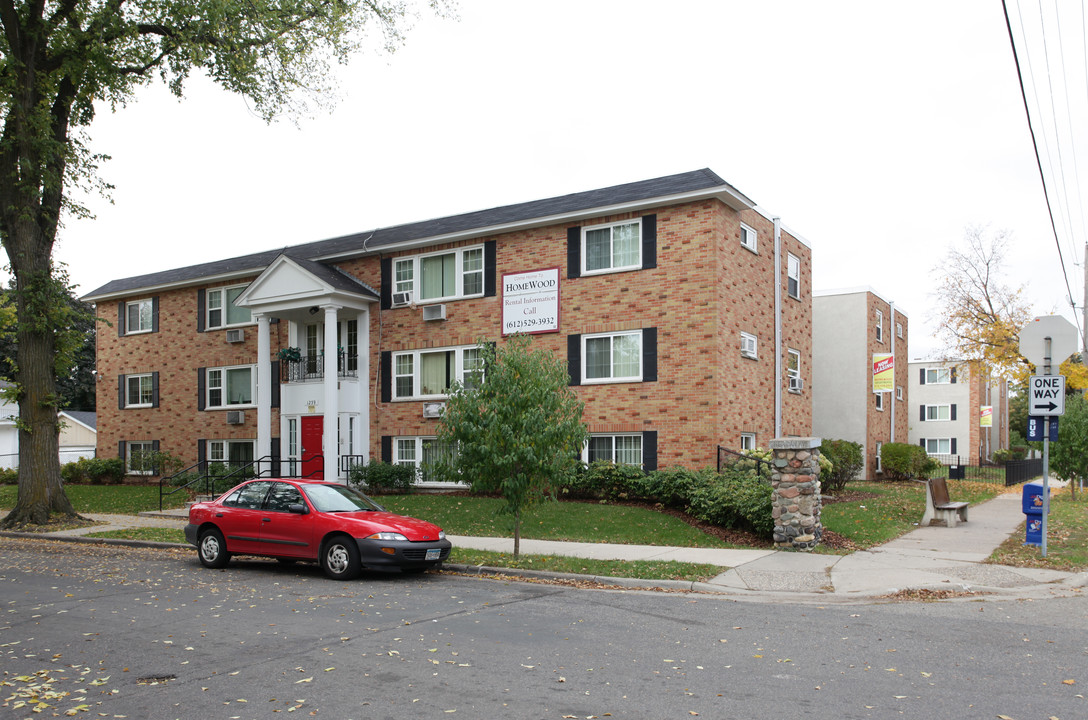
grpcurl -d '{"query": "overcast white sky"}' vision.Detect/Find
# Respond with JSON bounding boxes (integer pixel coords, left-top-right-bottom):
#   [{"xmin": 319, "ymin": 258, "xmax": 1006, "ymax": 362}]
[{"xmin": 57, "ymin": 0, "xmax": 1088, "ymax": 360}]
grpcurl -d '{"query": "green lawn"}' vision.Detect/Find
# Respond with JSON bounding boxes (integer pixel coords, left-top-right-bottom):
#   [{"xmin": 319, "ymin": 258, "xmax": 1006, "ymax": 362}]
[
  {"xmin": 990, "ymin": 492, "xmax": 1088, "ymax": 572},
  {"xmin": 0, "ymin": 484, "xmax": 188, "ymax": 514}
]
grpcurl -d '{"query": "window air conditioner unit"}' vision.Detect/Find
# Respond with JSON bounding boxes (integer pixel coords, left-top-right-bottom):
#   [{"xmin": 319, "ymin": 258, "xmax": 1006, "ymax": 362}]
[
  {"xmin": 789, "ymin": 377, "xmax": 803, "ymax": 392},
  {"xmin": 225, "ymin": 329, "xmax": 245, "ymax": 343},
  {"xmin": 422, "ymin": 304, "xmax": 447, "ymax": 322},
  {"xmin": 226, "ymin": 410, "xmax": 246, "ymax": 424},
  {"xmin": 423, "ymin": 402, "xmax": 445, "ymax": 419},
  {"xmin": 392, "ymin": 291, "xmax": 412, "ymax": 307}
]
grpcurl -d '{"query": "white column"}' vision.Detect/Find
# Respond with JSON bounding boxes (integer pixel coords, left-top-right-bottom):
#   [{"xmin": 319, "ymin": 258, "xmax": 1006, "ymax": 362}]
[
  {"xmin": 255, "ymin": 313, "xmax": 272, "ymax": 473},
  {"xmin": 358, "ymin": 307, "xmax": 371, "ymax": 464},
  {"xmin": 323, "ymin": 305, "xmax": 341, "ymax": 482}
]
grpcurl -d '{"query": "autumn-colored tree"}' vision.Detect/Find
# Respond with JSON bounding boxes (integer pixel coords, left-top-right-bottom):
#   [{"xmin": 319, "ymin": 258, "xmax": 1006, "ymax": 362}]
[{"xmin": 0, "ymin": 0, "xmax": 451, "ymax": 528}]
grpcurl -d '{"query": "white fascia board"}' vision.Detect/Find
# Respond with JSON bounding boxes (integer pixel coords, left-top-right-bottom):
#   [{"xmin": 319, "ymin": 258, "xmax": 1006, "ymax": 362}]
[{"xmin": 750, "ymin": 205, "xmax": 812, "ymax": 249}]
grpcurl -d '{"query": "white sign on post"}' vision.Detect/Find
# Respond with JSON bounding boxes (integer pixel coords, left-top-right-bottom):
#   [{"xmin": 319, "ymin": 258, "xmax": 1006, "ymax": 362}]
[{"xmin": 1029, "ymin": 376, "xmax": 1066, "ymax": 416}]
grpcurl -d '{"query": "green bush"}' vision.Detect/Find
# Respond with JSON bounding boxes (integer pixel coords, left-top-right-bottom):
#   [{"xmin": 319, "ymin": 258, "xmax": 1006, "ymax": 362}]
[
  {"xmin": 61, "ymin": 457, "xmax": 126, "ymax": 485},
  {"xmin": 0, "ymin": 467, "xmax": 17, "ymax": 485},
  {"xmin": 993, "ymin": 447, "xmax": 1028, "ymax": 464},
  {"xmin": 686, "ymin": 468, "xmax": 773, "ymax": 537},
  {"xmin": 348, "ymin": 461, "xmax": 415, "ymax": 494},
  {"xmin": 820, "ymin": 439, "xmax": 864, "ymax": 492},
  {"xmin": 880, "ymin": 443, "xmax": 932, "ymax": 481}
]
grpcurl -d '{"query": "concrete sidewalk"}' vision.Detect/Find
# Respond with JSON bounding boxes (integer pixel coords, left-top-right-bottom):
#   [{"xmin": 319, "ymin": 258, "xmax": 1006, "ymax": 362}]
[{"xmin": 5, "ymin": 491, "xmax": 1085, "ymax": 602}]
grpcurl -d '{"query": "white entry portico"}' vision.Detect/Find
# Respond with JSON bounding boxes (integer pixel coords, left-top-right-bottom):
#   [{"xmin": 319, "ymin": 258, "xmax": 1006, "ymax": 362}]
[{"xmin": 236, "ymin": 254, "xmax": 378, "ymax": 482}]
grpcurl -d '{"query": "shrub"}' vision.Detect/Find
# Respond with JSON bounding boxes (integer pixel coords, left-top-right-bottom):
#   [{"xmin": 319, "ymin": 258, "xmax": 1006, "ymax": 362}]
[
  {"xmin": 348, "ymin": 461, "xmax": 415, "ymax": 494},
  {"xmin": 819, "ymin": 439, "xmax": 864, "ymax": 493},
  {"xmin": 686, "ymin": 468, "xmax": 774, "ymax": 537},
  {"xmin": 61, "ymin": 457, "xmax": 127, "ymax": 485},
  {"xmin": 993, "ymin": 447, "xmax": 1028, "ymax": 464},
  {"xmin": 880, "ymin": 443, "xmax": 931, "ymax": 481},
  {"xmin": 0, "ymin": 467, "xmax": 17, "ymax": 485}
]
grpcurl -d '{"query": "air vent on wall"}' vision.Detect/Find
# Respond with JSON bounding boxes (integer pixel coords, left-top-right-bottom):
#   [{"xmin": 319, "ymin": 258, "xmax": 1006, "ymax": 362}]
[
  {"xmin": 392, "ymin": 291, "xmax": 412, "ymax": 307},
  {"xmin": 423, "ymin": 402, "xmax": 445, "ymax": 419},
  {"xmin": 226, "ymin": 410, "xmax": 246, "ymax": 424},
  {"xmin": 422, "ymin": 304, "xmax": 447, "ymax": 322},
  {"xmin": 225, "ymin": 329, "xmax": 245, "ymax": 343}
]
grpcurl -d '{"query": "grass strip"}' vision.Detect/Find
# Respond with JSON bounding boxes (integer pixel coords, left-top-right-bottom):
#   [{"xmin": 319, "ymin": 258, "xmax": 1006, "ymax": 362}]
[
  {"xmin": 449, "ymin": 547, "xmax": 724, "ymax": 582},
  {"xmin": 989, "ymin": 493, "xmax": 1088, "ymax": 572}
]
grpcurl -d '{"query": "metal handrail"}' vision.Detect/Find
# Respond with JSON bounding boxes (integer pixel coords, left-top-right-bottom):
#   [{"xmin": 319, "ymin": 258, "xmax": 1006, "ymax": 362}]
[{"xmin": 158, "ymin": 455, "xmax": 278, "ymax": 511}]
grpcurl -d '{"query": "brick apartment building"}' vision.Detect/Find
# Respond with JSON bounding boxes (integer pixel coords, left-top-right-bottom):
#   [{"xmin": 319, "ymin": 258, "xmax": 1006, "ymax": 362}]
[
  {"xmin": 83, "ymin": 169, "xmax": 813, "ymax": 485},
  {"xmin": 812, "ymin": 288, "xmax": 909, "ymax": 479}
]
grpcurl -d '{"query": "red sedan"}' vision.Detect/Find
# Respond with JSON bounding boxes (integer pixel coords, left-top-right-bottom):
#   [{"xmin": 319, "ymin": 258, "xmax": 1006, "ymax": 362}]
[{"xmin": 184, "ymin": 479, "xmax": 452, "ymax": 580}]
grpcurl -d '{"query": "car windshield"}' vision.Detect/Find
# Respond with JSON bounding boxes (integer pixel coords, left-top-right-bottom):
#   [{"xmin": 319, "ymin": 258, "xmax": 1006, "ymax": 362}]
[{"xmin": 301, "ymin": 484, "xmax": 384, "ymax": 513}]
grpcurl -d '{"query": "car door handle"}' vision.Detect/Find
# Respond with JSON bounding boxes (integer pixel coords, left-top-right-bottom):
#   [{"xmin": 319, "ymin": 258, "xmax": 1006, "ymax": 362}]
[{"xmin": 262, "ymin": 517, "xmax": 271, "ymax": 522}]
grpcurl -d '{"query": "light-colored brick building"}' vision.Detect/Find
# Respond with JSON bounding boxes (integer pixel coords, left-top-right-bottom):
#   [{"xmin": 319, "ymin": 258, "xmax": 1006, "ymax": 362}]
[
  {"xmin": 84, "ymin": 169, "xmax": 813, "ymax": 484},
  {"xmin": 907, "ymin": 359, "xmax": 1009, "ymax": 465},
  {"xmin": 812, "ymin": 288, "xmax": 909, "ymax": 479}
]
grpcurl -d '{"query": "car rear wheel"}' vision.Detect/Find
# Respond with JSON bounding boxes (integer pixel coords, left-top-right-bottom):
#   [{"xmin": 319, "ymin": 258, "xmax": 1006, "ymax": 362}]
[
  {"xmin": 321, "ymin": 536, "xmax": 361, "ymax": 580},
  {"xmin": 198, "ymin": 528, "xmax": 231, "ymax": 569}
]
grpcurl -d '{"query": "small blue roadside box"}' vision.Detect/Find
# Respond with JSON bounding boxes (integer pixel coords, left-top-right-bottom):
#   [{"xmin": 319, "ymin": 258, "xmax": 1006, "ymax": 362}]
[{"xmin": 1022, "ymin": 480, "xmax": 1047, "ymax": 546}]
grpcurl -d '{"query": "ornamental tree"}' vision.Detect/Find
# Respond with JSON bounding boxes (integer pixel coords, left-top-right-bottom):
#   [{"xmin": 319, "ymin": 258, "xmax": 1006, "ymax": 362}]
[
  {"xmin": 435, "ymin": 334, "xmax": 587, "ymax": 557},
  {"xmin": 0, "ymin": 0, "xmax": 450, "ymax": 528}
]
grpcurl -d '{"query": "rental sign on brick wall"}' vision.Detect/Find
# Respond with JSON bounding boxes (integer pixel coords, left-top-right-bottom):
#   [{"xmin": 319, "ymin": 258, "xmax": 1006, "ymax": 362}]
[
  {"xmin": 502, "ymin": 267, "xmax": 560, "ymax": 335},
  {"xmin": 872, "ymin": 353, "xmax": 894, "ymax": 393}
]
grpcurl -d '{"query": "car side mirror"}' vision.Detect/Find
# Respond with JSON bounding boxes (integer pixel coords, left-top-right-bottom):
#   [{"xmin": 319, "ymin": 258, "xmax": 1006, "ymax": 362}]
[{"xmin": 288, "ymin": 503, "xmax": 308, "ymax": 514}]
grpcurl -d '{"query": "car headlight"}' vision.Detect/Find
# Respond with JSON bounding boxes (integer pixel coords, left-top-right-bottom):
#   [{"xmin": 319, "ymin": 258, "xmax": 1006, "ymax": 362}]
[
  {"xmin": 366, "ymin": 532, "xmax": 408, "ymax": 541},
  {"xmin": 438, "ymin": 531, "xmax": 446, "ymax": 540}
]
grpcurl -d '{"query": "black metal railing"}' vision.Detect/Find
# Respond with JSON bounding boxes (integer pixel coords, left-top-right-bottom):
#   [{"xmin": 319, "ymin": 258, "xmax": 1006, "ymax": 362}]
[
  {"xmin": 159, "ymin": 455, "xmax": 277, "ymax": 511},
  {"xmin": 928, "ymin": 455, "xmax": 1043, "ymax": 487},
  {"xmin": 280, "ymin": 353, "xmax": 358, "ymax": 383},
  {"xmin": 716, "ymin": 446, "xmax": 773, "ymax": 482}
]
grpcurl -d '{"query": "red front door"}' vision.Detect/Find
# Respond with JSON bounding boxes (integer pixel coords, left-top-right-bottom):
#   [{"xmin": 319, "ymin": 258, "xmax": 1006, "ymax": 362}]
[{"xmin": 301, "ymin": 416, "xmax": 324, "ymax": 479}]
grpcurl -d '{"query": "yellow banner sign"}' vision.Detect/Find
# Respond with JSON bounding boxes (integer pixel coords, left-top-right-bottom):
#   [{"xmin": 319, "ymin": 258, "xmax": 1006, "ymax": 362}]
[
  {"xmin": 980, "ymin": 406, "xmax": 993, "ymax": 427},
  {"xmin": 872, "ymin": 353, "xmax": 894, "ymax": 393}
]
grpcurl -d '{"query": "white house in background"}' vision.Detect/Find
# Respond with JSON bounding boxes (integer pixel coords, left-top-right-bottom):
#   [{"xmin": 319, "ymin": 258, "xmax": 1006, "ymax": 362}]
[
  {"xmin": 0, "ymin": 381, "xmax": 16, "ymax": 469},
  {"xmin": 907, "ymin": 359, "xmax": 1009, "ymax": 464},
  {"xmin": 0, "ymin": 380, "xmax": 97, "ymax": 469}
]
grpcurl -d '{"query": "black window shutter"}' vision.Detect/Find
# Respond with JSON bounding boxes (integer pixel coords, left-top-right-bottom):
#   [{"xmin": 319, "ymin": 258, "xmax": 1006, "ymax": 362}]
[
  {"xmin": 152, "ymin": 372, "xmax": 160, "ymax": 408},
  {"xmin": 642, "ymin": 328, "xmax": 658, "ymax": 382},
  {"xmin": 118, "ymin": 302, "xmax": 126, "ymax": 337},
  {"xmin": 118, "ymin": 440, "xmax": 126, "ymax": 461},
  {"xmin": 380, "ymin": 351, "xmax": 391, "ymax": 403},
  {"xmin": 567, "ymin": 227, "xmax": 581, "ymax": 279},
  {"xmin": 381, "ymin": 436, "xmax": 393, "ymax": 464},
  {"xmin": 950, "ymin": 367, "xmax": 957, "ymax": 383},
  {"xmin": 919, "ymin": 369, "xmax": 926, "ymax": 385},
  {"xmin": 950, "ymin": 438, "xmax": 958, "ymax": 455},
  {"xmin": 641, "ymin": 214, "xmax": 657, "ymax": 270},
  {"xmin": 197, "ymin": 289, "xmax": 206, "ymax": 332},
  {"xmin": 380, "ymin": 258, "xmax": 392, "ymax": 309},
  {"xmin": 919, "ymin": 405, "xmax": 925, "ymax": 422},
  {"xmin": 270, "ymin": 361, "xmax": 281, "ymax": 409},
  {"xmin": 642, "ymin": 431, "xmax": 658, "ymax": 472},
  {"xmin": 567, "ymin": 334, "xmax": 581, "ymax": 386},
  {"xmin": 197, "ymin": 439, "xmax": 207, "ymax": 466},
  {"xmin": 270, "ymin": 437, "xmax": 281, "ymax": 478},
  {"xmin": 151, "ymin": 297, "xmax": 159, "ymax": 333},
  {"xmin": 950, "ymin": 404, "xmax": 957, "ymax": 421},
  {"xmin": 919, "ymin": 439, "xmax": 926, "ymax": 448},
  {"xmin": 484, "ymin": 240, "xmax": 497, "ymax": 297},
  {"xmin": 118, "ymin": 375, "xmax": 125, "ymax": 410},
  {"xmin": 197, "ymin": 367, "xmax": 206, "ymax": 411}
]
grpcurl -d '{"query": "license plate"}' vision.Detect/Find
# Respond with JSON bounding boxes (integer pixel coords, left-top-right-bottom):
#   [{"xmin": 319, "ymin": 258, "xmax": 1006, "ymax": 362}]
[{"xmin": 425, "ymin": 549, "xmax": 441, "ymax": 561}]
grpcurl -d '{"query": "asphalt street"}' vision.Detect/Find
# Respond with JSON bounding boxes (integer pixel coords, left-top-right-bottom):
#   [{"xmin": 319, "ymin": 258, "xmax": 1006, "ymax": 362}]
[{"xmin": 1, "ymin": 536, "xmax": 1086, "ymax": 719}]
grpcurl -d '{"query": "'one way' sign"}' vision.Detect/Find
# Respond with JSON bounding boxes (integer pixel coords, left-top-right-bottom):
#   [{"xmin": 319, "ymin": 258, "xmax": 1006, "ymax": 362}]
[{"xmin": 1029, "ymin": 375, "xmax": 1066, "ymax": 416}]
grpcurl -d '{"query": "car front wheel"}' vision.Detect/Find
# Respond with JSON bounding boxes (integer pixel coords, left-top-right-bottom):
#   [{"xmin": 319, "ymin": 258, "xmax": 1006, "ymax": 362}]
[
  {"xmin": 198, "ymin": 528, "xmax": 231, "ymax": 569},
  {"xmin": 322, "ymin": 536, "xmax": 361, "ymax": 580}
]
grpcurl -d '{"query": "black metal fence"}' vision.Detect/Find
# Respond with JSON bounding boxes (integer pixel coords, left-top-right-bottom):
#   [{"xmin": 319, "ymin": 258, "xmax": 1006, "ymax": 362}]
[
  {"xmin": 716, "ymin": 446, "xmax": 773, "ymax": 482},
  {"xmin": 930, "ymin": 455, "xmax": 1044, "ymax": 487}
]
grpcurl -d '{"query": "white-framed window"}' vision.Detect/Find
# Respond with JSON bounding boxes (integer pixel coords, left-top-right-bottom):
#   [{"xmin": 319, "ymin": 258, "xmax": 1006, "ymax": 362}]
[
  {"xmin": 925, "ymin": 367, "xmax": 952, "ymax": 384},
  {"xmin": 207, "ymin": 365, "xmax": 255, "ymax": 408},
  {"xmin": 740, "ymin": 433, "xmax": 756, "ymax": 451},
  {"xmin": 740, "ymin": 223, "xmax": 757, "ymax": 253},
  {"xmin": 209, "ymin": 439, "xmax": 255, "ymax": 468},
  {"xmin": 207, "ymin": 285, "xmax": 251, "ymax": 329},
  {"xmin": 126, "ymin": 374, "xmax": 154, "ymax": 408},
  {"xmin": 875, "ymin": 392, "xmax": 885, "ymax": 411},
  {"xmin": 741, "ymin": 332, "xmax": 758, "ymax": 359},
  {"xmin": 925, "ymin": 438, "xmax": 952, "ymax": 455},
  {"xmin": 896, "ymin": 322, "xmax": 903, "ymax": 339},
  {"xmin": 126, "ymin": 441, "xmax": 156, "ymax": 475},
  {"xmin": 787, "ymin": 253, "xmax": 800, "ymax": 299},
  {"xmin": 875, "ymin": 441, "xmax": 883, "ymax": 473},
  {"xmin": 392, "ymin": 345, "xmax": 483, "ymax": 399},
  {"xmin": 394, "ymin": 436, "xmax": 455, "ymax": 483},
  {"xmin": 126, "ymin": 299, "xmax": 154, "ymax": 334},
  {"xmin": 925, "ymin": 404, "xmax": 952, "ymax": 421},
  {"xmin": 393, "ymin": 245, "xmax": 486, "ymax": 303},
  {"xmin": 583, "ymin": 331, "xmax": 642, "ymax": 384},
  {"xmin": 286, "ymin": 419, "xmax": 299, "ymax": 476},
  {"xmin": 876, "ymin": 310, "xmax": 884, "ymax": 343},
  {"xmin": 582, "ymin": 219, "xmax": 641, "ymax": 275},
  {"xmin": 896, "ymin": 385, "xmax": 904, "ymax": 401},
  {"xmin": 787, "ymin": 349, "xmax": 802, "ymax": 392},
  {"xmin": 585, "ymin": 434, "xmax": 643, "ymax": 467}
]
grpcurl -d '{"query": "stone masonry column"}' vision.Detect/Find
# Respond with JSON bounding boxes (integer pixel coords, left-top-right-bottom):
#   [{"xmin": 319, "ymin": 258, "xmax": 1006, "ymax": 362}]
[{"xmin": 769, "ymin": 437, "xmax": 823, "ymax": 551}]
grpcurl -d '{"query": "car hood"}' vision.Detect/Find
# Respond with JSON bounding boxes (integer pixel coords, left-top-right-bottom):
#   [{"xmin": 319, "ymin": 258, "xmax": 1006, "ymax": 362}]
[{"xmin": 339, "ymin": 511, "xmax": 444, "ymax": 541}]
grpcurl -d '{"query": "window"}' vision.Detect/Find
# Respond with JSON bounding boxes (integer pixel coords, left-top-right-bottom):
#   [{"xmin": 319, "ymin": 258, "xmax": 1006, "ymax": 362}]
[
  {"xmin": 875, "ymin": 392, "xmax": 884, "ymax": 411},
  {"xmin": 875, "ymin": 441, "xmax": 883, "ymax": 473},
  {"xmin": 925, "ymin": 438, "xmax": 952, "ymax": 455},
  {"xmin": 787, "ymin": 253, "xmax": 800, "ymax": 299},
  {"xmin": 787, "ymin": 349, "xmax": 802, "ymax": 392},
  {"xmin": 875, "ymin": 310, "xmax": 884, "ymax": 342},
  {"xmin": 223, "ymin": 480, "xmax": 272, "ymax": 509},
  {"xmin": 923, "ymin": 404, "xmax": 954, "ymax": 421},
  {"xmin": 126, "ymin": 374, "xmax": 154, "ymax": 408},
  {"xmin": 585, "ymin": 434, "xmax": 643, "ymax": 466},
  {"xmin": 206, "ymin": 365, "xmax": 255, "ymax": 408},
  {"xmin": 126, "ymin": 299, "xmax": 154, "ymax": 334},
  {"xmin": 286, "ymin": 419, "xmax": 299, "ymax": 476},
  {"xmin": 394, "ymin": 437, "xmax": 455, "ymax": 483},
  {"xmin": 393, "ymin": 245, "xmax": 487, "ymax": 303},
  {"xmin": 924, "ymin": 367, "xmax": 952, "ymax": 384},
  {"xmin": 392, "ymin": 345, "xmax": 484, "ymax": 399},
  {"xmin": 209, "ymin": 439, "xmax": 255, "ymax": 469},
  {"xmin": 896, "ymin": 385, "xmax": 904, "ymax": 401},
  {"xmin": 126, "ymin": 441, "xmax": 157, "ymax": 475},
  {"xmin": 584, "ymin": 331, "xmax": 642, "ymax": 383},
  {"xmin": 896, "ymin": 322, "xmax": 903, "ymax": 339},
  {"xmin": 207, "ymin": 285, "xmax": 251, "ymax": 329},
  {"xmin": 740, "ymin": 223, "xmax": 757, "ymax": 252},
  {"xmin": 583, "ymin": 219, "xmax": 641, "ymax": 275},
  {"xmin": 741, "ymin": 332, "xmax": 758, "ymax": 359},
  {"xmin": 740, "ymin": 433, "xmax": 756, "ymax": 451}
]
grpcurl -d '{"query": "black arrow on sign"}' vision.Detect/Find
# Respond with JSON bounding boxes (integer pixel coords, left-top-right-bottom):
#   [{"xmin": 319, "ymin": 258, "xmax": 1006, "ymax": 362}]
[{"xmin": 1033, "ymin": 401, "xmax": 1058, "ymax": 412}]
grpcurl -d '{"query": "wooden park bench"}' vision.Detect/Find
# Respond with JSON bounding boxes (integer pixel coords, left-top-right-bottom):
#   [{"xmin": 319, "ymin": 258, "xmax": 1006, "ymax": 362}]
[{"xmin": 920, "ymin": 477, "xmax": 969, "ymax": 528}]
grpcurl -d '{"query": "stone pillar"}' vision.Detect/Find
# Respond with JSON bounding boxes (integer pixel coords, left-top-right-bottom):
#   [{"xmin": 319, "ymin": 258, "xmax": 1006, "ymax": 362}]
[{"xmin": 769, "ymin": 437, "xmax": 823, "ymax": 551}]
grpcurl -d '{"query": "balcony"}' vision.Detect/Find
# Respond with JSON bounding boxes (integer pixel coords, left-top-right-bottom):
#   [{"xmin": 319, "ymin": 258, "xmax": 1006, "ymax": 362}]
[{"xmin": 280, "ymin": 352, "xmax": 358, "ymax": 383}]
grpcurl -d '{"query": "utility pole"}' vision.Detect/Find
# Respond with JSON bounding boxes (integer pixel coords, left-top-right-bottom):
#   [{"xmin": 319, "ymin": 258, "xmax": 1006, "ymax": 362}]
[{"xmin": 1083, "ymin": 242, "xmax": 1087, "ymax": 354}]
